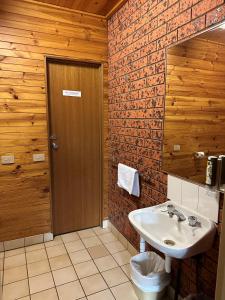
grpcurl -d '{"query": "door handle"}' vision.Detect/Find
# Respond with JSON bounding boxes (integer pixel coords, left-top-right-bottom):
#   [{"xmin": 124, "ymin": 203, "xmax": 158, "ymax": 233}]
[
  {"xmin": 50, "ymin": 134, "xmax": 58, "ymax": 150},
  {"xmin": 51, "ymin": 142, "xmax": 59, "ymax": 150}
]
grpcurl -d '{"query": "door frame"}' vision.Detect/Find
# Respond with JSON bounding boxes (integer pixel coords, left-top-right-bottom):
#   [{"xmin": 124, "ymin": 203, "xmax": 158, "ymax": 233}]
[
  {"xmin": 216, "ymin": 193, "xmax": 225, "ymax": 299},
  {"xmin": 44, "ymin": 55, "xmax": 104, "ymax": 235}
]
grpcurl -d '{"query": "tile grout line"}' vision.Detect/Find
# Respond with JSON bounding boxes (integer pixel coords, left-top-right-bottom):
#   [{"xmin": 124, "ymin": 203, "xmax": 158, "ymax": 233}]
[
  {"xmin": 24, "ymin": 245, "xmax": 32, "ymax": 299},
  {"xmin": 1, "ymin": 250, "xmax": 5, "ymax": 294},
  {"xmin": 61, "ymin": 232, "xmax": 93, "ymax": 300},
  {"xmin": 80, "ymin": 228, "xmax": 132, "ymax": 299},
  {"xmin": 3, "ymin": 235, "xmax": 116, "ymax": 285},
  {"xmin": 28, "ymin": 235, "xmax": 45, "ymax": 298},
  {"xmin": 2, "ymin": 227, "xmax": 135, "ymax": 300},
  {"xmin": 86, "ymin": 244, "xmax": 117, "ymax": 299},
  {"xmin": 71, "ymin": 229, "xmax": 114, "ymax": 299},
  {"xmin": 44, "ymin": 241, "xmax": 60, "ymax": 300},
  {"xmin": 63, "ymin": 228, "xmax": 119, "ymax": 299}
]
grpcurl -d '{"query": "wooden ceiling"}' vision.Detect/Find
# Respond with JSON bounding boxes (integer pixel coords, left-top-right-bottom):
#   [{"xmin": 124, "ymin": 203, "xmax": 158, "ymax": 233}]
[
  {"xmin": 33, "ymin": 0, "xmax": 126, "ymax": 17},
  {"xmin": 200, "ymin": 27, "xmax": 225, "ymax": 45}
]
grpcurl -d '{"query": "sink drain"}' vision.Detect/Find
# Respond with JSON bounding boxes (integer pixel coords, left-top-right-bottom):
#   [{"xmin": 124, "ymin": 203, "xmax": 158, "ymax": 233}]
[{"xmin": 163, "ymin": 239, "xmax": 175, "ymax": 246}]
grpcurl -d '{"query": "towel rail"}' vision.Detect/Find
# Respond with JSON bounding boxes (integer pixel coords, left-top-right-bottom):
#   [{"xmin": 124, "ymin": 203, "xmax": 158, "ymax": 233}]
[{"xmin": 111, "ymin": 162, "xmax": 150, "ymax": 183}]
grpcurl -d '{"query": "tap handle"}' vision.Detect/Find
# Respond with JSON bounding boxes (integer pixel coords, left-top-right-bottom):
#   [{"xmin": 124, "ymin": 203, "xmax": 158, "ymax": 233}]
[
  {"xmin": 188, "ymin": 216, "xmax": 198, "ymax": 227},
  {"xmin": 167, "ymin": 204, "xmax": 175, "ymax": 213}
]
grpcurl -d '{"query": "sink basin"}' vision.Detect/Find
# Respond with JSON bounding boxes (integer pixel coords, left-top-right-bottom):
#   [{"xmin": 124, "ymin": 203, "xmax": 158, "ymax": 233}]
[{"xmin": 128, "ymin": 201, "xmax": 216, "ymax": 259}]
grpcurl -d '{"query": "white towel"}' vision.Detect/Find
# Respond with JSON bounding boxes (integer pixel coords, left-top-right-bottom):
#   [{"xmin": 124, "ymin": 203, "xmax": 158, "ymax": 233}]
[{"xmin": 117, "ymin": 163, "xmax": 140, "ymax": 197}]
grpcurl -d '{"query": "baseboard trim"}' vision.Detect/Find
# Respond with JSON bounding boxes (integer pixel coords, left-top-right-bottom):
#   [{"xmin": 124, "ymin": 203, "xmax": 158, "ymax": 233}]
[
  {"xmin": 0, "ymin": 232, "xmax": 54, "ymax": 252},
  {"xmin": 108, "ymin": 221, "xmax": 138, "ymax": 256}
]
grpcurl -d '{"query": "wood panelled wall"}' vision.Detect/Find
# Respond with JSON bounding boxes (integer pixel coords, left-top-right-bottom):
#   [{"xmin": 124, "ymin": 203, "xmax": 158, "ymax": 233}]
[
  {"xmin": 164, "ymin": 38, "xmax": 225, "ymax": 184},
  {"xmin": 0, "ymin": 0, "xmax": 108, "ymax": 242}
]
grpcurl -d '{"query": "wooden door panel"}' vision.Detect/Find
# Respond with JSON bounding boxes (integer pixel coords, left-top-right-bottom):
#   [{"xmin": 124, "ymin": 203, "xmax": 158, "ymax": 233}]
[{"xmin": 47, "ymin": 60, "xmax": 102, "ymax": 235}]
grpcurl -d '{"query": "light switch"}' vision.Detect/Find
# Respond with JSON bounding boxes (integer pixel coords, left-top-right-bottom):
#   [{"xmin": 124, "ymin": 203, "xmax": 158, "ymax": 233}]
[
  {"xmin": 173, "ymin": 144, "xmax": 181, "ymax": 152},
  {"xmin": 1, "ymin": 155, "xmax": 15, "ymax": 165},
  {"xmin": 33, "ymin": 153, "xmax": 45, "ymax": 162}
]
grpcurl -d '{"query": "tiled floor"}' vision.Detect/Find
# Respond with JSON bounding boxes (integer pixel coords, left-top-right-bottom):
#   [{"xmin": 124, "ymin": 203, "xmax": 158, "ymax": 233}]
[{"xmin": 0, "ymin": 226, "xmax": 141, "ymax": 300}]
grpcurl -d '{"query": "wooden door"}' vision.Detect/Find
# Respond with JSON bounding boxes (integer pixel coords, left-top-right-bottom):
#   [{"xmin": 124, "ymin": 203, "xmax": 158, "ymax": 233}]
[{"xmin": 47, "ymin": 59, "xmax": 102, "ymax": 235}]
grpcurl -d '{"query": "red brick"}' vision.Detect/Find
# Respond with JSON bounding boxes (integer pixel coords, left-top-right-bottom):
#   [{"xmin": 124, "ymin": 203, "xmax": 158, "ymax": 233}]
[
  {"xmin": 148, "ymin": 0, "xmax": 168, "ymax": 20},
  {"xmin": 178, "ymin": 16, "xmax": 206, "ymax": 40},
  {"xmin": 192, "ymin": 0, "xmax": 224, "ymax": 19},
  {"xmin": 149, "ymin": 24, "xmax": 167, "ymax": 43},
  {"xmin": 155, "ymin": 61, "xmax": 166, "ymax": 73},
  {"xmin": 168, "ymin": 0, "xmax": 179, "ymax": 6},
  {"xmin": 146, "ymin": 74, "xmax": 165, "ymax": 86},
  {"xmin": 129, "ymin": 78, "xmax": 147, "ymax": 91},
  {"xmin": 146, "ymin": 96, "xmax": 164, "ymax": 108},
  {"xmin": 206, "ymin": 3, "xmax": 225, "ymax": 26},
  {"xmin": 139, "ymin": 65, "xmax": 156, "ymax": 79},
  {"xmin": 158, "ymin": 3, "xmax": 180, "ymax": 25},
  {"xmin": 140, "ymin": 86, "xmax": 156, "ymax": 99},
  {"xmin": 148, "ymin": 49, "xmax": 166, "ymax": 64},
  {"xmin": 167, "ymin": 9, "xmax": 192, "ymax": 32},
  {"xmin": 180, "ymin": 0, "xmax": 201, "ymax": 12},
  {"xmin": 157, "ymin": 30, "xmax": 178, "ymax": 49}
]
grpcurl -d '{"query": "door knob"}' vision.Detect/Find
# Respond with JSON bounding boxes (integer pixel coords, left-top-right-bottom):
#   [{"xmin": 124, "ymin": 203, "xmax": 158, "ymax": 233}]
[{"xmin": 52, "ymin": 142, "xmax": 59, "ymax": 150}]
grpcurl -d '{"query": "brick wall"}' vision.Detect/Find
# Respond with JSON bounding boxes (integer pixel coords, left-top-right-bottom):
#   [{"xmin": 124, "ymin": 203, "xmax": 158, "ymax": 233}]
[{"xmin": 108, "ymin": 0, "xmax": 225, "ymax": 298}]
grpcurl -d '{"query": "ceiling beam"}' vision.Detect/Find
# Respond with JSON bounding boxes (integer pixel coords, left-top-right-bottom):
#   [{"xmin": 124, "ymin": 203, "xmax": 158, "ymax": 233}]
[
  {"xmin": 20, "ymin": 0, "xmax": 128, "ymax": 19},
  {"xmin": 106, "ymin": 0, "xmax": 128, "ymax": 19}
]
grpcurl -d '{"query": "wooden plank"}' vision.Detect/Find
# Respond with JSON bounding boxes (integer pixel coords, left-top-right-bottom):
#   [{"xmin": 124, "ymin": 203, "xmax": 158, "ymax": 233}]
[
  {"xmin": 0, "ymin": 22, "xmax": 107, "ymax": 43},
  {"xmin": 0, "ymin": 92, "xmax": 46, "ymax": 100},
  {"xmin": 0, "ymin": 33, "xmax": 107, "ymax": 56},
  {"xmin": 0, "ymin": 70, "xmax": 45, "ymax": 81},
  {"xmin": 0, "ymin": 78, "xmax": 45, "ymax": 87},
  {"xmin": 0, "ymin": 85, "xmax": 45, "ymax": 94},
  {"xmin": 0, "ymin": 41, "xmax": 107, "ymax": 62},
  {"xmin": 0, "ymin": 56, "xmax": 44, "ymax": 67},
  {"xmin": 0, "ymin": 138, "xmax": 48, "ymax": 147},
  {"xmin": 167, "ymin": 54, "xmax": 225, "ymax": 72}
]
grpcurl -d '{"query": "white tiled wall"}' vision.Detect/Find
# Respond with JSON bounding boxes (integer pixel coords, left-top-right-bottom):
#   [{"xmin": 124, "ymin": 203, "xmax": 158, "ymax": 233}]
[
  {"xmin": 167, "ymin": 175, "xmax": 182, "ymax": 204},
  {"xmin": 167, "ymin": 175, "xmax": 219, "ymax": 222},
  {"xmin": 198, "ymin": 187, "xmax": 220, "ymax": 222},
  {"xmin": 181, "ymin": 180, "xmax": 199, "ymax": 210}
]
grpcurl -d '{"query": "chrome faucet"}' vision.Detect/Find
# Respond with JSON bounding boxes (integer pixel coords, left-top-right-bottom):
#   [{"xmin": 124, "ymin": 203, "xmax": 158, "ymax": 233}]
[
  {"xmin": 167, "ymin": 204, "xmax": 186, "ymax": 222},
  {"xmin": 188, "ymin": 216, "xmax": 201, "ymax": 227}
]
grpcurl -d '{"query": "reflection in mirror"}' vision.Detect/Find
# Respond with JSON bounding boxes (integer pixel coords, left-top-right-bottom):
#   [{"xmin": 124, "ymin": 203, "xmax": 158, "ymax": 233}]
[{"xmin": 163, "ymin": 23, "xmax": 225, "ymax": 189}]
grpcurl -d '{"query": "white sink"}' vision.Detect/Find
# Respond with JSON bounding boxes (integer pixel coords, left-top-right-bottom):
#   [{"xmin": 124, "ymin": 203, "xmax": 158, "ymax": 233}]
[{"xmin": 128, "ymin": 201, "xmax": 216, "ymax": 259}]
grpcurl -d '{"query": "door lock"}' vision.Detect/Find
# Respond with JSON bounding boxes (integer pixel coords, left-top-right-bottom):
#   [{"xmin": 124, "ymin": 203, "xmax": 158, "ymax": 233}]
[
  {"xmin": 50, "ymin": 135, "xmax": 58, "ymax": 150},
  {"xmin": 50, "ymin": 134, "xmax": 57, "ymax": 141},
  {"xmin": 51, "ymin": 142, "xmax": 59, "ymax": 150}
]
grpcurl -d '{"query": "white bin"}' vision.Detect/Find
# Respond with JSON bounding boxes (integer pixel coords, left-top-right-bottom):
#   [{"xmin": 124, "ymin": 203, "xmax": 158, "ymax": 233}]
[{"xmin": 130, "ymin": 252, "xmax": 171, "ymax": 300}]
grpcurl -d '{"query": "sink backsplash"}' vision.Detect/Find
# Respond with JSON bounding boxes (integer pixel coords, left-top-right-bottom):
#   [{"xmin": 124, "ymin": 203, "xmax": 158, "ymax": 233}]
[{"xmin": 167, "ymin": 175, "xmax": 219, "ymax": 223}]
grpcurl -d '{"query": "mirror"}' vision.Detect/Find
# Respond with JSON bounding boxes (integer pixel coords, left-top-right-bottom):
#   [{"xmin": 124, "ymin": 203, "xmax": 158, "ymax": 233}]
[{"xmin": 163, "ymin": 22, "xmax": 225, "ymax": 190}]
